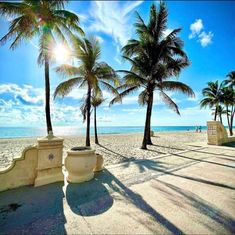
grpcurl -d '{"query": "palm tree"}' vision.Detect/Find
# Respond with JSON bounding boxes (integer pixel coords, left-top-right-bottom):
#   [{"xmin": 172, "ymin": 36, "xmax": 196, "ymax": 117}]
[
  {"xmin": 224, "ymin": 71, "xmax": 235, "ymax": 88},
  {"xmin": 200, "ymin": 81, "xmax": 224, "ymax": 121},
  {"xmin": 111, "ymin": 2, "xmax": 194, "ymax": 149},
  {"xmin": 54, "ymin": 36, "xmax": 119, "ymax": 146},
  {"xmin": 91, "ymin": 94, "xmax": 105, "ymax": 145},
  {"xmin": 221, "ymin": 86, "xmax": 235, "ymax": 136},
  {"xmin": 211, "ymin": 105, "xmax": 227, "ymax": 124},
  {"xmin": 0, "ymin": 0, "xmax": 83, "ymax": 134},
  {"xmin": 81, "ymin": 92, "xmax": 105, "ymax": 145},
  {"xmin": 223, "ymin": 71, "xmax": 235, "ymax": 136}
]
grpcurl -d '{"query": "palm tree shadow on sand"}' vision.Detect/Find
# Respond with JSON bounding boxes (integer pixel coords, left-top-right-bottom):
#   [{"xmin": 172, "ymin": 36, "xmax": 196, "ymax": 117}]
[
  {"xmin": 122, "ymin": 158, "xmax": 235, "ymax": 191},
  {"xmin": 153, "ymin": 179, "xmax": 235, "ymax": 234},
  {"xmin": 67, "ymin": 169, "xmax": 185, "ymax": 234},
  {"xmin": 1, "ymin": 161, "xmax": 235, "ymax": 234}
]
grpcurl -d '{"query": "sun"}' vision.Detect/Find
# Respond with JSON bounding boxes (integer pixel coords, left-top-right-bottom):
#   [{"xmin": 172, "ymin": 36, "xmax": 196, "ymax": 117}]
[{"xmin": 53, "ymin": 44, "xmax": 71, "ymax": 63}]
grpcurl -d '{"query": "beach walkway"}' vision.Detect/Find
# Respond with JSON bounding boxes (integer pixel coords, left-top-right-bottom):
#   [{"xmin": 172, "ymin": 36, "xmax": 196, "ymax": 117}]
[{"xmin": 1, "ymin": 144, "xmax": 235, "ymax": 234}]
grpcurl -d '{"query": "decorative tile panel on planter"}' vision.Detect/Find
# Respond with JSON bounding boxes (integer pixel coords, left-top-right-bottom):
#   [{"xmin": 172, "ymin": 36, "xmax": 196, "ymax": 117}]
[{"xmin": 34, "ymin": 132, "xmax": 64, "ymax": 187}]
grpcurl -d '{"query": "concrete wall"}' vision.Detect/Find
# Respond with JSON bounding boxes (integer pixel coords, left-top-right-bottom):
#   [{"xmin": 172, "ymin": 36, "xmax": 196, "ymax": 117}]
[
  {"xmin": 207, "ymin": 121, "xmax": 235, "ymax": 145},
  {"xmin": 0, "ymin": 146, "xmax": 38, "ymax": 192},
  {"xmin": 0, "ymin": 135, "xmax": 64, "ymax": 192}
]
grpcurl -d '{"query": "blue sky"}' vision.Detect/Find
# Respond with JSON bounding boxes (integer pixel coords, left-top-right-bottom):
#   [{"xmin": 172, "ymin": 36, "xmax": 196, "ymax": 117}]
[{"xmin": 0, "ymin": 1, "xmax": 235, "ymax": 127}]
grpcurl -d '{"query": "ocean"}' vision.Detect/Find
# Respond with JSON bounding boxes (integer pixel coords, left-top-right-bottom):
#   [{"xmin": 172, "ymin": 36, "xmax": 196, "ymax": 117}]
[{"xmin": 0, "ymin": 126, "xmax": 207, "ymax": 138}]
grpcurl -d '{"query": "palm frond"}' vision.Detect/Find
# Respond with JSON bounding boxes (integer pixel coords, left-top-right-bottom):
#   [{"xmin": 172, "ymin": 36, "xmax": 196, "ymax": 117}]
[
  {"xmin": 0, "ymin": 2, "xmax": 27, "ymax": 18},
  {"xmin": 109, "ymin": 85, "xmax": 139, "ymax": 106},
  {"xmin": 160, "ymin": 91, "xmax": 180, "ymax": 115},
  {"xmin": 154, "ymin": 2, "xmax": 168, "ymax": 42},
  {"xmin": 55, "ymin": 64, "xmax": 80, "ymax": 77},
  {"xmin": 160, "ymin": 81, "xmax": 195, "ymax": 97},
  {"xmin": 200, "ymin": 97, "xmax": 214, "ymax": 109},
  {"xmin": 138, "ymin": 89, "xmax": 149, "ymax": 106},
  {"xmin": 54, "ymin": 77, "xmax": 82, "ymax": 98},
  {"xmin": 100, "ymin": 81, "xmax": 119, "ymax": 96}
]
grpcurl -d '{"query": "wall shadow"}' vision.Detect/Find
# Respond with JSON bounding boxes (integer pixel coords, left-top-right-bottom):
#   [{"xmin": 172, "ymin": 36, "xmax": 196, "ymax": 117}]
[{"xmin": 0, "ymin": 182, "xmax": 66, "ymax": 234}]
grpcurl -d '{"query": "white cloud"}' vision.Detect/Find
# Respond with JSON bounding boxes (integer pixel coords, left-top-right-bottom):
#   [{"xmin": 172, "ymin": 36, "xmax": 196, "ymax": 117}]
[
  {"xmin": 65, "ymin": 88, "xmax": 86, "ymax": 100},
  {"xmin": 0, "ymin": 83, "xmax": 44, "ymax": 106},
  {"xmin": 189, "ymin": 19, "xmax": 203, "ymax": 39},
  {"xmin": 1, "ymin": 83, "xmax": 95, "ymax": 126},
  {"xmin": 97, "ymin": 116, "xmax": 112, "ymax": 123},
  {"xmin": 95, "ymin": 35, "xmax": 104, "ymax": 44},
  {"xmin": 150, "ymin": 106, "xmax": 211, "ymax": 126},
  {"xmin": 111, "ymin": 89, "xmax": 183, "ymax": 107},
  {"xmin": 114, "ymin": 45, "xmax": 122, "ymax": 64},
  {"xmin": 0, "ymin": 83, "xmax": 116, "ymax": 126},
  {"xmin": 189, "ymin": 19, "xmax": 213, "ymax": 47},
  {"xmin": 198, "ymin": 31, "xmax": 213, "ymax": 47},
  {"xmin": 163, "ymin": 28, "xmax": 173, "ymax": 37},
  {"xmin": 77, "ymin": 13, "xmax": 88, "ymax": 22},
  {"xmin": 0, "ymin": 83, "xmax": 211, "ymax": 127},
  {"xmin": 87, "ymin": 0, "xmax": 143, "ymax": 61},
  {"xmin": 122, "ymin": 108, "xmax": 145, "ymax": 112}
]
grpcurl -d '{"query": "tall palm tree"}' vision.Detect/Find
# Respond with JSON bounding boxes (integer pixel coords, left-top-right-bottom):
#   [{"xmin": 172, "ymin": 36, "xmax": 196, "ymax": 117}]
[
  {"xmin": 81, "ymin": 92, "xmax": 105, "ymax": 145},
  {"xmin": 0, "ymin": 0, "xmax": 83, "ymax": 134},
  {"xmin": 200, "ymin": 81, "xmax": 224, "ymax": 121},
  {"xmin": 221, "ymin": 86, "xmax": 235, "ymax": 136},
  {"xmin": 54, "ymin": 36, "xmax": 119, "ymax": 146},
  {"xmin": 91, "ymin": 94, "xmax": 105, "ymax": 145},
  {"xmin": 224, "ymin": 71, "xmax": 235, "ymax": 88},
  {"xmin": 223, "ymin": 72, "xmax": 235, "ymax": 136},
  {"xmin": 111, "ymin": 2, "xmax": 194, "ymax": 149}
]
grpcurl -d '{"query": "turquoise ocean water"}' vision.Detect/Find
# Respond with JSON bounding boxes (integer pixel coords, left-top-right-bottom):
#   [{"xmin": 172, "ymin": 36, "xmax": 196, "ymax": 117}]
[{"xmin": 0, "ymin": 126, "xmax": 207, "ymax": 138}]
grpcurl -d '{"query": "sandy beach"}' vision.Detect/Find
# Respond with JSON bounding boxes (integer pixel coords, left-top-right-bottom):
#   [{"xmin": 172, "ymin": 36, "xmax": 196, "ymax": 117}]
[{"xmin": 0, "ymin": 131, "xmax": 207, "ymax": 170}]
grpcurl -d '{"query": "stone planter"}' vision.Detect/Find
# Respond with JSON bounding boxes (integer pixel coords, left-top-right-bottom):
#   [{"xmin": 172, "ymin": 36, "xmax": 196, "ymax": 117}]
[
  {"xmin": 93, "ymin": 154, "xmax": 104, "ymax": 172},
  {"xmin": 65, "ymin": 147, "xmax": 96, "ymax": 183},
  {"xmin": 150, "ymin": 131, "xmax": 154, "ymax": 137}
]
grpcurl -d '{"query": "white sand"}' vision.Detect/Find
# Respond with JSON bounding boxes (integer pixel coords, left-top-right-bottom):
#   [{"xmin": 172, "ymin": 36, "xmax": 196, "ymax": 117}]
[{"xmin": 0, "ymin": 131, "xmax": 207, "ymax": 170}]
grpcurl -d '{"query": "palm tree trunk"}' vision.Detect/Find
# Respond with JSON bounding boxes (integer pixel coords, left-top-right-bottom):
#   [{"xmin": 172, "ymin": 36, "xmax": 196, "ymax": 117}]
[
  {"xmin": 141, "ymin": 91, "xmax": 153, "ymax": 149},
  {"xmin": 94, "ymin": 107, "xmax": 99, "ymax": 144},
  {"xmin": 229, "ymin": 106, "xmax": 234, "ymax": 136},
  {"xmin": 146, "ymin": 92, "xmax": 153, "ymax": 145},
  {"xmin": 214, "ymin": 106, "xmax": 217, "ymax": 121},
  {"xmin": 230, "ymin": 116, "xmax": 234, "ymax": 136},
  {"xmin": 86, "ymin": 84, "xmax": 91, "ymax": 146},
  {"xmin": 219, "ymin": 114, "xmax": 222, "ymax": 124},
  {"xmin": 226, "ymin": 105, "xmax": 231, "ymax": 135},
  {"xmin": 44, "ymin": 55, "xmax": 53, "ymax": 134}
]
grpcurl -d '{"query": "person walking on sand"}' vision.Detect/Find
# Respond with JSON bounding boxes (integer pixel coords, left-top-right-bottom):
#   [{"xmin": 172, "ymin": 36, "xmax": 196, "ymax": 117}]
[
  {"xmin": 195, "ymin": 126, "xmax": 198, "ymax": 133},
  {"xmin": 199, "ymin": 126, "xmax": 202, "ymax": 133}
]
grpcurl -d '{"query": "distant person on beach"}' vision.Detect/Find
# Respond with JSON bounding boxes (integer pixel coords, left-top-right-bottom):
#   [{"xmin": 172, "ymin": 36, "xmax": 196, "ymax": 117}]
[
  {"xmin": 199, "ymin": 126, "xmax": 202, "ymax": 133},
  {"xmin": 195, "ymin": 126, "xmax": 198, "ymax": 133}
]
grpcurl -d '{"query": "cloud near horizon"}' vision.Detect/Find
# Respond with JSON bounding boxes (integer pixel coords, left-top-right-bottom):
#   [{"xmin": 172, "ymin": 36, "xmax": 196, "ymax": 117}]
[{"xmin": 0, "ymin": 82, "xmax": 209, "ymax": 127}]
